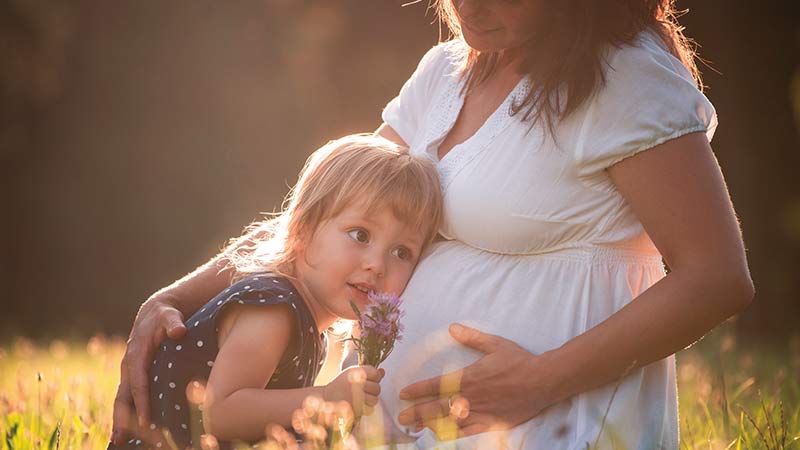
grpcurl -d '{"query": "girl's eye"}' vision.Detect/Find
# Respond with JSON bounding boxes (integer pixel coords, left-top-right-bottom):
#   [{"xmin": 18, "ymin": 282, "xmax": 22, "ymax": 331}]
[
  {"xmin": 347, "ymin": 228, "xmax": 370, "ymax": 244},
  {"xmin": 391, "ymin": 246, "xmax": 413, "ymax": 261}
]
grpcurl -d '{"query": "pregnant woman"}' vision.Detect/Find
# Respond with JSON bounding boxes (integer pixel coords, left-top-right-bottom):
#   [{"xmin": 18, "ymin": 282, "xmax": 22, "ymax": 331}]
[{"xmin": 111, "ymin": 0, "xmax": 754, "ymax": 448}]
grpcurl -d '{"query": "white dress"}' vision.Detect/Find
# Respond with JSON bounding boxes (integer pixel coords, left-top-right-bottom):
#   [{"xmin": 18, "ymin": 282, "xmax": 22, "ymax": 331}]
[{"xmin": 373, "ymin": 31, "xmax": 717, "ymax": 450}]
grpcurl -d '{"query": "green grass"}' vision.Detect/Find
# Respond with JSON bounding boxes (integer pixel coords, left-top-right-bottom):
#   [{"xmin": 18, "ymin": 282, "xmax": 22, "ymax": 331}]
[
  {"xmin": 0, "ymin": 336, "xmax": 124, "ymax": 449},
  {"xmin": 674, "ymin": 329, "xmax": 800, "ymax": 450},
  {"xmin": 0, "ymin": 328, "xmax": 798, "ymax": 449}
]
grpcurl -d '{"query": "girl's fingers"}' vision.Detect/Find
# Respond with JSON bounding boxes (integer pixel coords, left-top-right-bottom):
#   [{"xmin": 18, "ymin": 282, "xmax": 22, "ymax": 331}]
[
  {"xmin": 361, "ymin": 365, "xmax": 382, "ymax": 381},
  {"xmin": 363, "ymin": 381, "xmax": 381, "ymax": 396},
  {"xmin": 364, "ymin": 393, "xmax": 379, "ymax": 407}
]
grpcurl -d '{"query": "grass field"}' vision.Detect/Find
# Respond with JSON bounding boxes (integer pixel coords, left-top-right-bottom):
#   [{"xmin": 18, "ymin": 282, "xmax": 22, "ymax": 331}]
[{"xmin": 1, "ymin": 326, "xmax": 798, "ymax": 450}]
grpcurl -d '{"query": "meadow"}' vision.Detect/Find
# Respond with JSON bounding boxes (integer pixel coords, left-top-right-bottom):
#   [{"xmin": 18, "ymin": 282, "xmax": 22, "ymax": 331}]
[{"xmin": 1, "ymin": 326, "xmax": 798, "ymax": 450}]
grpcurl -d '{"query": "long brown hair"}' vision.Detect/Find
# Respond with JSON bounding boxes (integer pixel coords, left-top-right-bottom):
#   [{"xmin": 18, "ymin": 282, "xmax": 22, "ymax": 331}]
[{"xmin": 434, "ymin": 0, "xmax": 702, "ymax": 132}]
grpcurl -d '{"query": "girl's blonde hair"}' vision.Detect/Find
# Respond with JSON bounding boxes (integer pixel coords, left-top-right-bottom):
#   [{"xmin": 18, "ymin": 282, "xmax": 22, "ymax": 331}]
[{"xmin": 226, "ymin": 134, "xmax": 443, "ymax": 281}]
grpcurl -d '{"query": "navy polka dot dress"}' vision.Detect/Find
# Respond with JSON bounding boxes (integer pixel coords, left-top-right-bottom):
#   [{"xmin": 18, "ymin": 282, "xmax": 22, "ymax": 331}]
[{"xmin": 109, "ymin": 273, "xmax": 326, "ymax": 450}]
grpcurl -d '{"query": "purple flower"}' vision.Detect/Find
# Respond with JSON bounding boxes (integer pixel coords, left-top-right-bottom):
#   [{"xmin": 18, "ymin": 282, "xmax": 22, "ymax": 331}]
[{"xmin": 347, "ymin": 292, "xmax": 404, "ymax": 368}]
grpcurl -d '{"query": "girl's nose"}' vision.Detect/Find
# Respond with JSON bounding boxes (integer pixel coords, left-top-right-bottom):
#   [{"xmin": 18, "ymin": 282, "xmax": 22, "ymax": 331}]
[{"xmin": 363, "ymin": 252, "xmax": 386, "ymax": 279}]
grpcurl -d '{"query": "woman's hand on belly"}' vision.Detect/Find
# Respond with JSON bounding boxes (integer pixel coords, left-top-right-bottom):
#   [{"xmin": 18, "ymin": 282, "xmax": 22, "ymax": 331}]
[{"xmin": 396, "ymin": 324, "xmax": 565, "ymax": 437}]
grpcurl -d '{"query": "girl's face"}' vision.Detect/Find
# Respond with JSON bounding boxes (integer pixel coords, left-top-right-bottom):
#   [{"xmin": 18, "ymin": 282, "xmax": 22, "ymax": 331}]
[
  {"xmin": 452, "ymin": 0, "xmax": 537, "ymax": 53},
  {"xmin": 293, "ymin": 201, "xmax": 425, "ymax": 328}
]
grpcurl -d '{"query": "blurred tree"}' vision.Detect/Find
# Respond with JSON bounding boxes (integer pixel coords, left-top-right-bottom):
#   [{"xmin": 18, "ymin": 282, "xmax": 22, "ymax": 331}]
[
  {"xmin": 1, "ymin": 0, "xmax": 797, "ymax": 341},
  {"xmin": 679, "ymin": 0, "xmax": 800, "ymax": 340}
]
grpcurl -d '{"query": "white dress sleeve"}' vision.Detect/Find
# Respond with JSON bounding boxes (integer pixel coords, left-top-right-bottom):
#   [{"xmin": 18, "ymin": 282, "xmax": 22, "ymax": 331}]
[
  {"xmin": 381, "ymin": 42, "xmax": 458, "ymax": 146},
  {"xmin": 574, "ymin": 31, "xmax": 718, "ymax": 189}
]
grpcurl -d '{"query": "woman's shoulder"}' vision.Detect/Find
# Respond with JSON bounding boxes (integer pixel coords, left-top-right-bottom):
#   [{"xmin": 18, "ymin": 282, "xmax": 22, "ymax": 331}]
[
  {"xmin": 414, "ymin": 39, "xmax": 466, "ymax": 78},
  {"xmin": 603, "ymin": 29, "xmax": 697, "ymax": 86},
  {"xmin": 573, "ymin": 29, "xmax": 716, "ymax": 182}
]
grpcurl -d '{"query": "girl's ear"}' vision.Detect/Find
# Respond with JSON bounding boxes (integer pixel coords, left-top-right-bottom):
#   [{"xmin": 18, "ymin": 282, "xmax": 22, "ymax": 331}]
[
  {"xmin": 293, "ymin": 225, "xmax": 312, "ymax": 254},
  {"xmin": 292, "ymin": 234, "xmax": 306, "ymax": 256}
]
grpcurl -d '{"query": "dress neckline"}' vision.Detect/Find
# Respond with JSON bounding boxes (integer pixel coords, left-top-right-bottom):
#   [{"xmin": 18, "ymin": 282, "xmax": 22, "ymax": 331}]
[{"xmin": 424, "ymin": 72, "xmax": 530, "ymax": 188}]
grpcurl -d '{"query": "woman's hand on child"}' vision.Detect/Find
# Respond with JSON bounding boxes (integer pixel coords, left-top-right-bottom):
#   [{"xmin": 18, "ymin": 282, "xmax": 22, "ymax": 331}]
[
  {"xmin": 111, "ymin": 293, "xmax": 187, "ymax": 445},
  {"xmin": 323, "ymin": 365, "xmax": 385, "ymax": 416}
]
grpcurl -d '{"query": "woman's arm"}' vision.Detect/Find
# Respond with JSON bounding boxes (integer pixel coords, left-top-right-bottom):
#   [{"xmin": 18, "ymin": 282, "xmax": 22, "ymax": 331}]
[
  {"xmin": 204, "ymin": 305, "xmax": 382, "ymax": 441},
  {"xmin": 111, "ymin": 227, "xmax": 266, "ymax": 444},
  {"xmin": 397, "ymin": 132, "xmax": 754, "ymax": 436},
  {"xmin": 551, "ymin": 131, "xmax": 753, "ymax": 402}
]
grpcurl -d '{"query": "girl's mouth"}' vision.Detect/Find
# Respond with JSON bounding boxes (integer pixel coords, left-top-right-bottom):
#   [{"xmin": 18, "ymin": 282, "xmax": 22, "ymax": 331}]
[{"xmin": 347, "ymin": 283, "xmax": 371, "ymax": 302}]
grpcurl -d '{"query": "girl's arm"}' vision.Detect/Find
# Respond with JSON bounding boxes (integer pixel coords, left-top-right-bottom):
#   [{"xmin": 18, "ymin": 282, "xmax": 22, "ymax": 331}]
[
  {"xmin": 111, "ymin": 227, "xmax": 266, "ymax": 444},
  {"xmin": 203, "ymin": 304, "xmax": 383, "ymax": 442},
  {"xmin": 396, "ymin": 132, "xmax": 754, "ymax": 436}
]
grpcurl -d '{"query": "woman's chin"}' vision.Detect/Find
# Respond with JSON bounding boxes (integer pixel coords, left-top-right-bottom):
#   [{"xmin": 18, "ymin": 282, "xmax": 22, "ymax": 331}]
[{"xmin": 460, "ymin": 28, "xmax": 506, "ymax": 53}]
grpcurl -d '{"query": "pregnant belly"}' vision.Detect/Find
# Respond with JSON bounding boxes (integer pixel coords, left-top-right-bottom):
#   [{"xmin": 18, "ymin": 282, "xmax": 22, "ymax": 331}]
[{"xmin": 375, "ymin": 240, "xmax": 665, "ymax": 442}]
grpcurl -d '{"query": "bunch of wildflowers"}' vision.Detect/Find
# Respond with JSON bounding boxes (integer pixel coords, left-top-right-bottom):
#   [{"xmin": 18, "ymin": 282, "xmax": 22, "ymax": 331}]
[{"xmin": 347, "ymin": 292, "xmax": 404, "ymax": 368}]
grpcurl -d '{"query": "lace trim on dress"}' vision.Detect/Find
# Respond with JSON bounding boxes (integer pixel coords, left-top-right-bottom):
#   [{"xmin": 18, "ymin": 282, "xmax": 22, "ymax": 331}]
[{"xmin": 422, "ymin": 73, "xmax": 533, "ymax": 191}]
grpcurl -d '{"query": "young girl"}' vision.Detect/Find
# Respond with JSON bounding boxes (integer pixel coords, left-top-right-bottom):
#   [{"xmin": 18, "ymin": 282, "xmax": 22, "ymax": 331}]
[{"xmin": 110, "ymin": 134, "xmax": 443, "ymax": 449}]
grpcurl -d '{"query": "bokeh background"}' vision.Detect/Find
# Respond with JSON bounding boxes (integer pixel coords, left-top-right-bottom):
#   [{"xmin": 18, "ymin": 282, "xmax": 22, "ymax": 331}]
[{"xmin": 2, "ymin": 0, "xmax": 798, "ymax": 343}]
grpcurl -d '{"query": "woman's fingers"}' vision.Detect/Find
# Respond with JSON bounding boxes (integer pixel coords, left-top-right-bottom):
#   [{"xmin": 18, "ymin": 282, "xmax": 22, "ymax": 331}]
[
  {"xmin": 399, "ymin": 376, "xmax": 438, "ymax": 400},
  {"xmin": 126, "ymin": 340, "xmax": 155, "ymax": 427},
  {"xmin": 398, "ymin": 397, "xmax": 450, "ymax": 425},
  {"xmin": 448, "ymin": 323, "xmax": 502, "ymax": 354},
  {"xmin": 456, "ymin": 421, "xmax": 492, "ymax": 438},
  {"xmin": 162, "ymin": 307, "xmax": 187, "ymax": 340},
  {"xmin": 111, "ymin": 378, "xmax": 134, "ymax": 445},
  {"xmin": 448, "ymin": 395, "xmax": 470, "ymax": 420},
  {"xmin": 401, "ymin": 395, "xmax": 471, "ymax": 430},
  {"xmin": 399, "ymin": 326, "xmax": 550, "ymax": 436},
  {"xmin": 399, "ymin": 369, "xmax": 463, "ymax": 401},
  {"xmin": 111, "ymin": 297, "xmax": 187, "ymax": 444}
]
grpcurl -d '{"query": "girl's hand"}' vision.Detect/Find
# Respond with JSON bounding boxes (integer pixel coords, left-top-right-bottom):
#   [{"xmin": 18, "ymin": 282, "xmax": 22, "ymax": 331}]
[
  {"xmin": 397, "ymin": 324, "xmax": 565, "ymax": 437},
  {"xmin": 111, "ymin": 293, "xmax": 187, "ymax": 445},
  {"xmin": 324, "ymin": 365, "xmax": 385, "ymax": 416}
]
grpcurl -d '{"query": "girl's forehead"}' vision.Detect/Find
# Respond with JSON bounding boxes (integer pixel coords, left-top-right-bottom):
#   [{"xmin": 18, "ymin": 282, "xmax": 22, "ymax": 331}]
[
  {"xmin": 329, "ymin": 193, "xmax": 433, "ymax": 243},
  {"xmin": 334, "ymin": 202, "xmax": 422, "ymax": 235},
  {"xmin": 335, "ymin": 201, "xmax": 403, "ymax": 224}
]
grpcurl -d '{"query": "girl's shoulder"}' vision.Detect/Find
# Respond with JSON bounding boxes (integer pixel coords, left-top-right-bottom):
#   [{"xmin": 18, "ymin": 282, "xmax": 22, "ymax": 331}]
[
  {"xmin": 192, "ymin": 273, "xmax": 304, "ymax": 322},
  {"xmin": 226, "ymin": 273, "xmax": 298, "ymax": 300}
]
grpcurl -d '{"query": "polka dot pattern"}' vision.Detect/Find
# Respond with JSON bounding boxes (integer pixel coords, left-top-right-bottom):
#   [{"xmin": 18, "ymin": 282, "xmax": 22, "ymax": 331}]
[{"xmin": 108, "ymin": 273, "xmax": 326, "ymax": 450}]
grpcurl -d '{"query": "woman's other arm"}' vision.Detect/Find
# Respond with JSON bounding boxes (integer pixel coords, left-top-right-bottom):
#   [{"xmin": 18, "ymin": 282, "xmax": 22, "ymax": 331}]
[
  {"xmin": 398, "ymin": 132, "xmax": 754, "ymax": 436},
  {"xmin": 111, "ymin": 228, "xmax": 265, "ymax": 444},
  {"xmin": 552, "ymin": 130, "xmax": 754, "ymax": 401}
]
